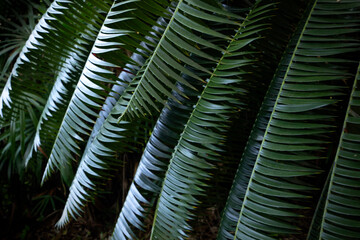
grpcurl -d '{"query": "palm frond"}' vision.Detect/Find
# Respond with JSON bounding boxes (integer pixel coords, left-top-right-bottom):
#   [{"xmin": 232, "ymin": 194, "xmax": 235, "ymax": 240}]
[
  {"xmin": 83, "ymin": 16, "xmax": 168, "ymax": 155},
  {"xmin": 55, "ymin": 13, "xmax": 169, "ymax": 228},
  {"xmin": 56, "ymin": 0, "xmax": 241, "ymax": 229},
  {"xmin": 112, "ymin": 77, "xmax": 202, "ymax": 239},
  {"xmin": 0, "ymin": 0, "xmax": 109, "ymax": 119},
  {"xmin": 0, "ymin": 6, "xmax": 38, "ymax": 79},
  {"xmin": 24, "ymin": 42, "xmax": 93, "ymax": 169},
  {"xmin": 319, "ymin": 63, "xmax": 360, "ymax": 239},
  {"xmin": 149, "ymin": 3, "xmax": 276, "ymax": 239},
  {"xmin": 217, "ymin": 6, "xmax": 310, "ymax": 239},
  {"xmin": 230, "ymin": 0, "xmax": 360, "ymax": 239},
  {"xmin": 200, "ymin": 1, "xmax": 308, "ymax": 222},
  {"xmin": 41, "ymin": 0, "xmax": 167, "ymax": 182},
  {"xmin": 114, "ymin": 0, "xmax": 241, "ymax": 121},
  {"xmin": 111, "ymin": 4, "xmax": 246, "ymax": 236}
]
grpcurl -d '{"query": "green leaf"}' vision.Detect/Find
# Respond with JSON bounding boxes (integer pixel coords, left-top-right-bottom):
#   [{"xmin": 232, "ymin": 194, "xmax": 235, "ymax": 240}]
[
  {"xmin": 220, "ymin": 0, "xmax": 360, "ymax": 239},
  {"xmin": 319, "ymin": 63, "xmax": 360, "ymax": 239}
]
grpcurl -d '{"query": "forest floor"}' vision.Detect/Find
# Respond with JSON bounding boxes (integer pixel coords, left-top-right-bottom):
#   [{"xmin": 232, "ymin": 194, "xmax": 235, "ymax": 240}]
[
  {"xmin": 1, "ymin": 206, "xmax": 220, "ymax": 240},
  {"xmin": 1, "ymin": 210, "xmax": 113, "ymax": 240}
]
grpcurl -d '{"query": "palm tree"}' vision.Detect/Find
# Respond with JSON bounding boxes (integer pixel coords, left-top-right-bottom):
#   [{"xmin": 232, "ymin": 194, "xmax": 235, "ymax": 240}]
[{"xmin": 1, "ymin": 0, "xmax": 360, "ymax": 239}]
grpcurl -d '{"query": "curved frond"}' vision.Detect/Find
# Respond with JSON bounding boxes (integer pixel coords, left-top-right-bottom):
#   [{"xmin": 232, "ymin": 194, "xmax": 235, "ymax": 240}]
[
  {"xmin": 115, "ymin": 0, "xmax": 242, "ymax": 121},
  {"xmin": 149, "ymin": 3, "xmax": 276, "ymax": 238},
  {"xmin": 25, "ymin": 42, "xmax": 93, "ymax": 168},
  {"xmin": 41, "ymin": 0, "xmax": 166, "ymax": 182},
  {"xmin": 83, "ymin": 17, "xmax": 168, "ymax": 155},
  {"xmin": 54, "ymin": 1, "xmax": 171, "ymax": 227},
  {"xmin": 230, "ymin": 0, "xmax": 360, "ymax": 239},
  {"xmin": 217, "ymin": 4, "xmax": 310, "ymax": 238},
  {"xmin": 0, "ymin": 0, "xmax": 109, "ymax": 119},
  {"xmin": 319, "ymin": 63, "xmax": 360, "ymax": 239},
  {"xmin": 112, "ymin": 79, "xmax": 201, "ymax": 239},
  {"xmin": 56, "ymin": 0, "xmax": 241, "ymax": 229}
]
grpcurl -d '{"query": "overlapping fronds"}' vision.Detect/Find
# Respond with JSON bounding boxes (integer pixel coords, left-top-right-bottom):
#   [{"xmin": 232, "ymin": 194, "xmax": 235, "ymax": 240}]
[
  {"xmin": 112, "ymin": 78, "xmax": 202, "ymax": 239},
  {"xmin": 84, "ymin": 17, "xmax": 169, "ymax": 155},
  {"xmin": 55, "ymin": 13, "xmax": 170, "ymax": 227},
  {"xmin": 56, "ymin": 0, "xmax": 241, "ymax": 229},
  {"xmin": 0, "ymin": 0, "xmax": 110, "ymax": 118},
  {"xmin": 111, "ymin": 4, "xmax": 247, "ymax": 236},
  {"xmin": 41, "ymin": 0, "xmax": 169, "ymax": 183},
  {"xmin": 25, "ymin": 44, "xmax": 93, "ymax": 167},
  {"xmin": 148, "ymin": 3, "xmax": 276, "ymax": 239},
  {"xmin": 227, "ymin": 0, "xmax": 360, "ymax": 239},
  {"xmin": 319, "ymin": 63, "xmax": 360, "ymax": 239},
  {"xmin": 114, "ymin": 0, "xmax": 242, "ymax": 121},
  {"xmin": 4, "ymin": 0, "xmax": 360, "ymax": 239},
  {"xmin": 217, "ymin": 6, "xmax": 310, "ymax": 239}
]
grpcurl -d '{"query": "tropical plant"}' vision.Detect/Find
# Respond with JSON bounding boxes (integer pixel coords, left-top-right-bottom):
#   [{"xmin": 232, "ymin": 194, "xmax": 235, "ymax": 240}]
[
  {"xmin": 0, "ymin": 0, "xmax": 43, "ymax": 179},
  {"xmin": 1, "ymin": 0, "xmax": 360, "ymax": 239}
]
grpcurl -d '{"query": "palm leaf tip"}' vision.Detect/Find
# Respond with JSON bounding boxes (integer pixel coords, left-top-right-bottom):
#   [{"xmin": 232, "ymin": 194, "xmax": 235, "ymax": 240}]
[
  {"xmin": 0, "ymin": 80, "xmax": 12, "ymax": 117},
  {"xmin": 111, "ymin": 84, "xmax": 202, "ymax": 239}
]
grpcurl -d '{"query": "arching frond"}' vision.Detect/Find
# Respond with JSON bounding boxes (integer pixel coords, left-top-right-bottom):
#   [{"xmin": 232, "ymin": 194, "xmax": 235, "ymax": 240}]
[
  {"xmin": 41, "ymin": 0, "xmax": 168, "ymax": 183},
  {"xmin": 25, "ymin": 42, "xmax": 93, "ymax": 169},
  {"xmin": 114, "ymin": 0, "xmax": 242, "ymax": 121},
  {"xmin": 56, "ymin": 0, "xmax": 241, "ymax": 229},
  {"xmin": 319, "ymin": 63, "xmax": 360, "ymax": 239},
  {"xmin": 83, "ymin": 16, "xmax": 169, "ymax": 156},
  {"xmin": 55, "ymin": 14, "xmax": 169, "ymax": 228},
  {"xmin": 112, "ymin": 79, "xmax": 202, "ymax": 239},
  {"xmin": 149, "ymin": 2, "xmax": 276, "ymax": 239},
  {"xmin": 217, "ymin": 5, "xmax": 310, "ymax": 238},
  {"xmin": 230, "ymin": 0, "xmax": 360, "ymax": 239},
  {"xmin": 0, "ymin": 0, "xmax": 109, "ymax": 119}
]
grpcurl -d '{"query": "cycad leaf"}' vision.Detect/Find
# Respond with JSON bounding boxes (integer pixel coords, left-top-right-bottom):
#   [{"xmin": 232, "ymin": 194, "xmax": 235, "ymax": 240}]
[
  {"xmin": 227, "ymin": 0, "xmax": 360, "ymax": 239},
  {"xmin": 40, "ymin": 0, "xmax": 117, "ymax": 182},
  {"xmin": 115, "ymin": 0, "xmax": 241, "ymax": 122},
  {"xmin": 0, "ymin": 0, "xmax": 108, "ymax": 119},
  {"xmin": 149, "ymin": 3, "xmax": 275, "ymax": 239},
  {"xmin": 112, "ymin": 78, "xmax": 201, "ymax": 240},
  {"xmin": 217, "ymin": 1, "xmax": 310, "ymax": 238},
  {"xmin": 111, "ymin": 3, "xmax": 242, "ymax": 237},
  {"xmin": 41, "ymin": 0, "xmax": 165, "ymax": 183},
  {"xmin": 319, "ymin": 63, "xmax": 360, "ymax": 239},
  {"xmin": 61, "ymin": 0, "xmax": 240, "ymax": 230},
  {"xmin": 55, "ymin": 0, "xmax": 173, "ymax": 227},
  {"xmin": 25, "ymin": 42, "xmax": 93, "ymax": 169}
]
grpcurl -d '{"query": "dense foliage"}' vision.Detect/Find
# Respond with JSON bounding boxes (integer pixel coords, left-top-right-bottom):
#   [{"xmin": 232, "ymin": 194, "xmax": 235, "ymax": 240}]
[{"xmin": 1, "ymin": 0, "xmax": 360, "ymax": 239}]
